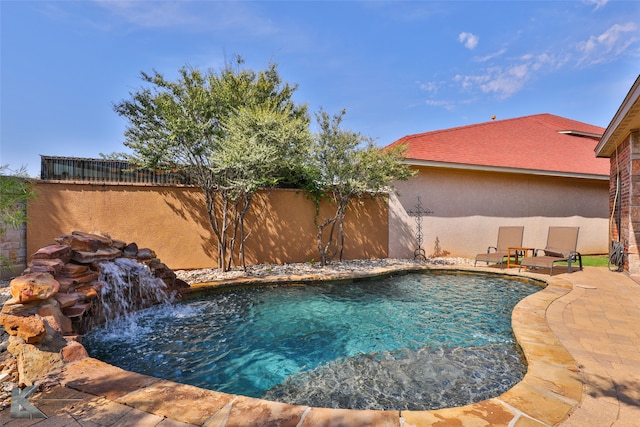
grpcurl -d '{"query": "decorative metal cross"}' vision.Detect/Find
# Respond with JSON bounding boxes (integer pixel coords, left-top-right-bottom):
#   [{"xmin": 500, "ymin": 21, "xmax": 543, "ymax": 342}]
[{"xmin": 407, "ymin": 196, "xmax": 433, "ymax": 261}]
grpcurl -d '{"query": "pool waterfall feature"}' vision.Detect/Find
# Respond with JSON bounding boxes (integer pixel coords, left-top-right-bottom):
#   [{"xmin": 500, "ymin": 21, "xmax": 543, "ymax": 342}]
[
  {"xmin": 0, "ymin": 233, "xmax": 543, "ymax": 413},
  {"xmin": 0, "ymin": 231, "xmax": 187, "ymax": 386},
  {"xmin": 92, "ymin": 258, "xmax": 177, "ymax": 328}
]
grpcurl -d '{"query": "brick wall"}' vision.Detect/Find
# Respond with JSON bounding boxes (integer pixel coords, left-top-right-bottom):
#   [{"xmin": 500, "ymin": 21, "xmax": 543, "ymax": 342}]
[
  {"xmin": 610, "ymin": 130, "xmax": 640, "ymax": 274},
  {"xmin": 609, "ymin": 139, "xmax": 627, "ymax": 243},
  {"xmin": 628, "ymin": 131, "xmax": 640, "ymax": 273}
]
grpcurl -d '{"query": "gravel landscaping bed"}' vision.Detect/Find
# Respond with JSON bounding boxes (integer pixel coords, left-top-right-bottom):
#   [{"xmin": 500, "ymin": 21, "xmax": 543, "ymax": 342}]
[{"xmin": 174, "ymin": 257, "xmax": 474, "ymax": 284}]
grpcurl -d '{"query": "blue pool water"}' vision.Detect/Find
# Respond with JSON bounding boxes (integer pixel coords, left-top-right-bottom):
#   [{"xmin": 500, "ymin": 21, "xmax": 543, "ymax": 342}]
[{"xmin": 84, "ymin": 272, "xmax": 541, "ymax": 410}]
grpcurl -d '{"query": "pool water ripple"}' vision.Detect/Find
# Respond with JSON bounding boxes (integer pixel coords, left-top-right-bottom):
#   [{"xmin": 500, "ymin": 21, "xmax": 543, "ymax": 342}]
[{"xmin": 84, "ymin": 272, "xmax": 540, "ymax": 410}]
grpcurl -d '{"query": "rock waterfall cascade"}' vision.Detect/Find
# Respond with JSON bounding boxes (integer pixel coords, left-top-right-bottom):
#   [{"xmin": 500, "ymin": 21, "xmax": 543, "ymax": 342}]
[
  {"xmin": 0, "ymin": 230, "xmax": 189, "ymax": 388},
  {"xmin": 95, "ymin": 257, "xmax": 176, "ymax": 326}
]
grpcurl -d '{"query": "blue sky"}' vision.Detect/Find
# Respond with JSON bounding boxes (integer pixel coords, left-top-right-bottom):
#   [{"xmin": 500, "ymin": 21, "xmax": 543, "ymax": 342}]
[{"xmin": 1, "ymin": 0, "xmax": 639, "ymax": 178}]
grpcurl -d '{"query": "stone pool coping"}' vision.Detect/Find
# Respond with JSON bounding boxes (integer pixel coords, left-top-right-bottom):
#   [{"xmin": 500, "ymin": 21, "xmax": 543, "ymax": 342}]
[{"xmin": 3, "ymin": 264, "xmax": 582, "ymax": 426}]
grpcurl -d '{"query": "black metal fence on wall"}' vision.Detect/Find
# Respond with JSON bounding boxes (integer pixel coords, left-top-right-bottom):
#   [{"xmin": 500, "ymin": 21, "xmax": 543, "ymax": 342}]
[{"xmin": 40, "ymin": 156, "xmax": 191, "ymax": 185}]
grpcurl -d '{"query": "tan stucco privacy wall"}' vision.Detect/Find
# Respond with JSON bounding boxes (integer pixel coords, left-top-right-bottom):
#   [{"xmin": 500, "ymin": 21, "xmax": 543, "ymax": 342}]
[
  {"xmin": 389, "ymin": 166, "xmax": 609, "ymax": 258},
  {"xmin": 26, "ymin": 182, "xmax": 389, "ymax": 270}
]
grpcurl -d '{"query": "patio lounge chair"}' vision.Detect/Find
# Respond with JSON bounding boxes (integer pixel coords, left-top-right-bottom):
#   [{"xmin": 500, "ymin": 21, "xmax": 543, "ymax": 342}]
[
  {"xmin": 519, "ymin": 226, "xmax": 583, "ymax": 275},
  {"xmin": 474, "ymin": 226, "xmax": 524, "ymax": 268}
]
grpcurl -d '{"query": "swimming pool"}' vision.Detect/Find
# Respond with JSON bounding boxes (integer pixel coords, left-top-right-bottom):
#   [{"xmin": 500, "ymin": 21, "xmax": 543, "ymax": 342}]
[{"xmin": 84, "ymin": 272, "xmax": 541, "ymax": 410}]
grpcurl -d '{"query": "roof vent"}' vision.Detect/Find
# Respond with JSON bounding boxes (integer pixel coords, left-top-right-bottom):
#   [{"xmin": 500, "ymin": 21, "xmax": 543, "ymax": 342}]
[
  {"xmin": 557, "ymin": 130, "xmax": 602, "ymax": 140},
  {"xmin": 491, "ymin": 115, "xmax": 496, "ymax": 121}
]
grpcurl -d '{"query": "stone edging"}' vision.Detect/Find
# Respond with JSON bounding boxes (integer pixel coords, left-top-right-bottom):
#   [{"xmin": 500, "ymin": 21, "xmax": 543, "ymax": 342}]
[{"xmin": 59, "ymin": 265, "xmax": 581, "ymax": 426}]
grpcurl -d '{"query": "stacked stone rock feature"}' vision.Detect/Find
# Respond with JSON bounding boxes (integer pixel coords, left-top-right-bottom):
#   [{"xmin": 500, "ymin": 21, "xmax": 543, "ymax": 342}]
[{"xmin": 0, "ymin": 230, "xmax": 189, "ymax": 387}]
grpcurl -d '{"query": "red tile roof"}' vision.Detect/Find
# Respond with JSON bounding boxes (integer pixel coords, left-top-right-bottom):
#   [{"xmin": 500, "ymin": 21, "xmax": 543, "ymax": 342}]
[{"xmin": 386, "ymin": 113, "xmax": 609, "ymax": 177}]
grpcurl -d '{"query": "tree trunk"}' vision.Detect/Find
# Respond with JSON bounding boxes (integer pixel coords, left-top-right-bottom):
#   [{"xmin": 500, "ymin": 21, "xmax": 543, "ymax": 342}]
[
  {"xmin": 317, "ymin": 213, "xmax": 339, "ymax": 266},
  {"xmin": 204, "ymin": 189, "xmax": 229, "ymax": 273}
]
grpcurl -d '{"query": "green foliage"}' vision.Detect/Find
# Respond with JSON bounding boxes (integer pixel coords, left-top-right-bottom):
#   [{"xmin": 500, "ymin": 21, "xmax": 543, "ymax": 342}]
[
  {"xmin": 557, "ymin": 255, "xmax": 609, "ymax": 267},
  {"xmin": 0, "ymin": 165, "xmax": 33, "ymax": 228},
  {"xmin": 114, "ymin": 57, "xmax": 307, "ymax": 176},
  {"xmin": 219, "ymin": 104, "xmax": 312, "ymax": 196},
  {"xmin": 582, "ymin": 255, "xmax": 610, "ymax": 267},
  {"xmin": 113, "ymin": 56, "xmax": 311, "ymax": 271},
  {"xmin": 114, "ymin": 57, "xmax": 414, "ymax": 270},
  {"xmin": 314, "ymin": 109, "xmax": 413, "ymax": 198},
  {"xmin": 0, "ymin": 165, "xmax": 36, "ymax": 273},
  {"xmin": 312, "ymin": 109, "xmax": 415, "ymax": 265}
]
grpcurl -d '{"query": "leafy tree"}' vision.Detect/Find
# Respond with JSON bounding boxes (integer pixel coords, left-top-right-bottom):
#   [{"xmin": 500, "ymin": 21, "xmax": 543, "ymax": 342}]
[
  {"xmin": 0, "ymin": 165, "xmax": 36, "ymax": 274},
  {"xmin": 312, "ymin": 110, "xmax": 414, "ymax": 266},
  {"xmin": 113, "ymin": 57, "xmax": 311, "ymax": 271},
  {"xmin": 213, "ymin": 104, "xmax": 312, "ymax": 268}
]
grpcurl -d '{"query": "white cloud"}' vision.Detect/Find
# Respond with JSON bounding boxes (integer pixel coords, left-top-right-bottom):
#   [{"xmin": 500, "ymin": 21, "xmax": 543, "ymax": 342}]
[
  {"xmin": 455, "ymin": 73, "xmax": 488, "ymax": 90},
  {"xmin": 480, "ymin": 67, "xmax": 527, "ymax": 98},
  {"xmin": 525, "ymin": 52, "xmax": 567, "ymax": 71},
  {"xmin": 94, "ymin": 0, "xmax": 197, "ymax": 29},
  {"xmin": 454, "ymin": 63, "xmax": 530, "ymax": 99},
  {"xmin": 419, "ymin": 81, "xmax": 443, "ymax": 93},
  {"xmin": 442, "ymin": 18, "xmax": 637, "ymax": 102},
  {"xmin": 451, "ymin": 48, "xmax": 575, "ymax": 99},
  {"xmin": 425, "ymin": 99, "xmax": 456, "ymax": 111},
  {"xmin": 93, "ymin": 0, "xmax": 279, "ymax": 37},
  {"xmin": 473, "ymin": 48, "xmax": 507, "ymax": 63},
  {"xmin": 577, "ymin": 22, "xmax": 639, "ymax": 65},
  {"xmin": 459, "ymin": 32, "xmax": 479, "ymax": 50},
  {"xmin": 423, "ymin": 96, "xmax": 474, "ymax": 111},
  {"xmin": 484, "ymin": 64, "xmax": 532, "ymax": 96},
  {"xmin": 584, "ymin": 0, "xmax": 608, "ymax": 11}
]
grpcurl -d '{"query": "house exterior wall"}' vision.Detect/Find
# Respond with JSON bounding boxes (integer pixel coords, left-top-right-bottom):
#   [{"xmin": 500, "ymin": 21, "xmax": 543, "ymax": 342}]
[
  {"xmin": 390, "ymin": 166, "xmax": 609, "ymax": 259},
  {"xmin": 612, "ymin": 130, "xmax": 640, "ymax": 274},
  {"xmin": 26, "ymin": 182, "xmax": 389, "ymax": 270},
  {"xmin": 608, "ymin": 137, "xmax": 628, "ymax": 269}
]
